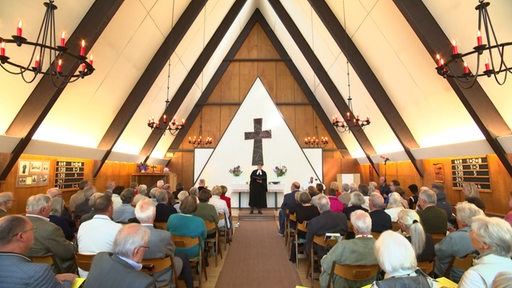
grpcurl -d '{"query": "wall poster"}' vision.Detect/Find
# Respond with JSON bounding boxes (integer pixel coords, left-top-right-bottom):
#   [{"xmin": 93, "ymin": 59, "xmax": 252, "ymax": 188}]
[{"xmin": 16, "ymin": 160, "xmax": 50, "ymax": 187}]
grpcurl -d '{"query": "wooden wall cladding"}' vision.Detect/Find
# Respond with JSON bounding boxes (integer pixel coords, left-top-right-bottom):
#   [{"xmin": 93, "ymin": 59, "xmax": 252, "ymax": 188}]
[{"xmin": 359, "ymin": 154, "xmax": 512, "ymax": 216}]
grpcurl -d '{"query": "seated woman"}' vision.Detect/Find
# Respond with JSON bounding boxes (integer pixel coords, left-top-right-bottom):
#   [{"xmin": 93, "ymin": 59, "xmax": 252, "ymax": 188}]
[
  {"xmin": 504, "ymin": 191, "xmax": 512, "ymax": 226},
  {"xmin": 385, "ymin": 192, "xmax": 405, "ymax": 222},
  {"xmin": 167, "ymin": 196, "xmax": 207, "ymax": 260},
  {"xmin": 458, "ymin": 216, "xmax": 512, "ymax": 287},
  {"xmin": 289, "ymin": 191, "xmax": 320, "ymax": 263},
  {"xmin": 397, "ymin": 209, "xmax": 435, "ymax": 262},
  {"xmin": 343, "ymin": 191, "xmax": 368, "ymax": 220},
  {"xmin": 462, "ymin": 182, "xmax": 485, "ymax": 211},
  {"xmin": 48, "ymin": 197, "xmax": 74, "ymax": 241},
  {"xmin": 434, "ymin": 201, "xmax": 483, "ymax": 282},
  {"xmin": 373, "ymin": 230, "xmax": 438, "ymax": 287},
  {"xmin": 193, "ymin": 189, "xmax": 219, "ymax": 235},
  {"xmin": 327, "ymin": 188, "xmax": 344, "ymax": 213}
]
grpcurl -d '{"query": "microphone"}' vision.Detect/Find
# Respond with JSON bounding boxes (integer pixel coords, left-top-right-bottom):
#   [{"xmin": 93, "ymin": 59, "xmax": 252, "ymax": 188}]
[{"xmin": 380, "ymin": 155, "xmax": 390, "ymax": 161}]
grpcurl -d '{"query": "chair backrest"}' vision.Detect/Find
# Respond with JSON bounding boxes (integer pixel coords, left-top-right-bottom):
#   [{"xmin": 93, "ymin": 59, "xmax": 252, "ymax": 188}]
[
  {"xmin": 430, "ymin": 233, "xmax": 446, "ymax": 244},
  {"xmin": 172, "ymin": 234, "xmax": 200, "ymax": 249},
  {"xmin": 289, "ymin": 213, "xmax": 297, "ymax": 222},
  {"xmin": 154, "ymin": 222, "xmax": 167, "ymax": 230},
  {"xmin": 297, "ymin": 221, "xmax": 308, "ymax": 233},
  {"xmin": 331, "ymin": 263, "xmax": 379, "ymax": 281},
  {"xmin": 204, "ymin": 220, "xmax": 217, "ymax": 232},
  {"xmin": 313, "ymin": 234, "xmax": 337, "ymax": 248},
  {"xmin": 141, "ymin": 257, "xmax": 172, "ymax": 273},
  {"xmin": 218, "ymin": 212, "xmax": 226, "ymax": 221},
  {"xmin": 444, "ymin": 253, "xmax": 476, "ymax": 276},
  {"xmin": 30, "ymin": 255, "xmax": 54, "ymax": 265},
  {"xmin": 417, "ymin": 260, "xmax": 434, "ymax": 275},
  {"xmin": 371, "ymin": 232, "xmax": 381, "ymax": 239},
  {"xmin": 391, "ymin": 221, "xmax": 400, "ymax": 231},
  {"xmin": 76, "ymin": 253, "xmax": 95, "ymax": 271}
]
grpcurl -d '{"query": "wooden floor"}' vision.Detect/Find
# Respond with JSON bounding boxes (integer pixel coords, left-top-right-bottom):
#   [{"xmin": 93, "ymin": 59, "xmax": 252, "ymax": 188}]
[{"xmin": 178, "ymin": 208, "xmax": 319, "ymax": 288}]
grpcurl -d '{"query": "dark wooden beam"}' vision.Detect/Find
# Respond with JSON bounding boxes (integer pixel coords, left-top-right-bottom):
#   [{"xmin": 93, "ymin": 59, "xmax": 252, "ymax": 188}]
[
  {"xmin": 92, "ymin": 0, "xmax": 207, "ymax": 177},
  {"xmin": 0, "ymin": 0, "xmax": 124, "ymax": 180},
  {"xmin": 393, "ymin": 0, "xmax": 512, "ymax": 177},
  {"xmin": 140, "ymin": 0, "xmax": 248, "ymax": 159},
  {"xmin": 267, "ymin": 0, "xmax": 377, "ymax": 173},
  {"xmin": 308, "ymin": 0, "xmax": 423, "ymax": 177}
]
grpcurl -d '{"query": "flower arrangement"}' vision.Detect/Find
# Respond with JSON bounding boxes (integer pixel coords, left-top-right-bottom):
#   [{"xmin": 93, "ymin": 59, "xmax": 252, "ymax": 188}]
[
  {"xmin": 137, "ymin": 162, "xmax": 148, "ymax": 172},
  {"xmin": 229, "ymin": 165, "xmax": 243, "ymax": 176},
  {"xmin": 273, "ymin": 165, "xmax": 287, "ymax": 177}
]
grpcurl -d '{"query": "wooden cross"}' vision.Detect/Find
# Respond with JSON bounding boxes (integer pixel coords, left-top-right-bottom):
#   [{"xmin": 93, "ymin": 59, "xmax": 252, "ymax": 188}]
[{"xmin": 244, "ymin": 118, "xmax": 272, "ymax": 165}]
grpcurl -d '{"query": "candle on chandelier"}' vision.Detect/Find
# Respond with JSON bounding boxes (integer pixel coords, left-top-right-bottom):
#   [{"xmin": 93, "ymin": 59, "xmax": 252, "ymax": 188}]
[
  {"xmin": 56, "ymin": 59, "xmax": 62, "ymax": 73},
  {"xmin": 463, "ymin": 61, "xmax": 469, "ymax": 74},
  {"xmin": 88, "ymin": 55, "xmax": 93, "ymax": 66},
  {"xmin": 17, "ymin": 20, "xmax": 22, "ymax": 37},
  {"xmin": 0, "ymin": 42, "xmax": 5, "ymax": 56},
  {"xmin": 436, "ymin": 54, "xmax": 442, "ymax": 67},
  {"xmin": 366, "ymin": 115, "xmax": 370, "ymax": 122},
  {"xmin": 485, "ymin": 58, "xmax": 490, "ymax": 71},
  {"xmin": 34, "ymin": 55, "xmax": 40, "ymax": 69},
  {"xmin": 477, "ymin": 30, "xmax": 482, "ymax": 46},
  {"xmin": 452, "ymin": 40, "xmax": 458, "ymax": 55},
  {"xmin": 60, "ymin": 32, "xmax": 66, "ymax": 46},
  {"xmin": 163, "ymin": 114, "xmax": 167, "ymax": 122},
  {"xmin": 346, "ymin": 112, "xmax": 351, "ymax": 120},
  {"xmin": 80, "ymin": 40, "xmax": 86, "ymax": 56}
]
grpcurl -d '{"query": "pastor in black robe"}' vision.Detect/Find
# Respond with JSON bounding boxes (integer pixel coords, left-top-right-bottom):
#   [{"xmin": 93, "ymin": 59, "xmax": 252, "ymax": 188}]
[{"xmin": 249, "ymin": 166, "xmax": 268, "ymax": 210}]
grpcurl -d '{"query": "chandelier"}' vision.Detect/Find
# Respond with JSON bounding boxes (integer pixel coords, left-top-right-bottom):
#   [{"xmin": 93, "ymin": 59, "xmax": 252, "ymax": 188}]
[
  {"xmin": 189, "ymin": 135, "xmax": 213, "ymax": 148},
  {"xmin": 332, "ymin": 0, "xmax": 370, "ymax": 133},
  {"xmin": 0, "ymin": 0, "xmax": 94, "ymax": 87},
  {"xmin": 147, "ymin": 61, "xmax": 184, "ymax": 136},
  {"xmin": 435, "ymin": 0, "xmax": 511, "ymax": 87},
  {"xmin": 304, "ymin": 136, "xmax": 328, "ymax": 148}
]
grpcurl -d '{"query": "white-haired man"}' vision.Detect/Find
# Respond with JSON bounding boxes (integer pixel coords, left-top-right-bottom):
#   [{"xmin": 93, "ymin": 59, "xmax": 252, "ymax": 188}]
[
  {"xmin": 320, "ymin": 210, "xmax": 378, "ymax": 288},
  {"xmin": 25, "ymin": 194, "xmax": 77, "ymax": 273},
  {"xmin": 0, "ymin": 215, "xmax": 77, "ymax": 287},
  {"xmin": 135, "ymin": 198, "xmax": 194, "ymax": 288},
  {"xmin": 417, "ymin": 188, "xmax": 448, "ymax": 234},
  {"xmin": 0, "ymin": 192, "xmax": 14, "ymax": 218},
  {"xmin": 84, "ymin": 224, "xmax": 155, "ymax": 287}
]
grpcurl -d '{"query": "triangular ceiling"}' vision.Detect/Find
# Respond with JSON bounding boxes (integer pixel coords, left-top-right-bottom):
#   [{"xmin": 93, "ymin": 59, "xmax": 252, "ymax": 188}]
[{"xmin": 1, "ymin": 0, "xmax": 512, "ymax": 179}]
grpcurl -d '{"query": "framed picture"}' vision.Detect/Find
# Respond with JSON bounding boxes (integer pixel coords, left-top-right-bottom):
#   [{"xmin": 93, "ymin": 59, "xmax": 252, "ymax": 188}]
[
  {"xmin": 19, "ymin": 161, "xmax": 29, "ymax": 175},
  {"xmin": 17, "ymin": 159, "xmax": 50, "ymax": 187},
  {"xmin": 30, "ymin": 161, "xmax": 42, "ymax": 172}
]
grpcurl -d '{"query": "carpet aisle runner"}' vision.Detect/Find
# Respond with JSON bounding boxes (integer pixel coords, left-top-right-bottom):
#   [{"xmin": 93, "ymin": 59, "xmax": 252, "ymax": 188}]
[{"xmin": 215, "ymin": 220, "xmax": 303, "ymax": 288}]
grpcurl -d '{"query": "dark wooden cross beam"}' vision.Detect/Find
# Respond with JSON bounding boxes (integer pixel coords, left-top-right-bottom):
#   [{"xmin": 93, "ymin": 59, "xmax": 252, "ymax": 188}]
[{"xmin": 244, "ymin": 118, "xmax": 272, "ymax": 165}]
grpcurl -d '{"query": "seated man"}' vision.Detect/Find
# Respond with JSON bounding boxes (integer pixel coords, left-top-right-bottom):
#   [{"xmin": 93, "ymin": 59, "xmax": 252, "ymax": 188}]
[
  {"xmin": 25, "ymin": 194, "xmax": 77, "ymax": 274},
  {"xmin": 77, "ymin": 195, "xmax": 122, "ymax": 277},
  {"xmin": 306, "ymin": 195, "xmax": 348, "ymax": 258},
  {"xmin": 154, "ymin": 189, "xmax": 177, "ymax": 223},
  {"xmin": 0, "ymin": 215, "xmax": 77, "ymax": 288},
  {"xmin": 278, "ymin": 181, "xmax": 301, "ymax": 236},
  {"xmin": 417, "ymin": 188, "xmax": 448, "ymax": 235},
  {"xmin": 368, "ymin": 192, "xmax": 392, "ymax": 233},
  {"xmin": 0, "ymin": 192, "xmax": 14, "ymax": 218},
  {"xmin": 113, "ymin": 188, "xmax": 136, "ymax": 223},
  {"xmin": 84, "ymin": 224, "xmax": 155, "ymax": 287},
  {"xmin": 135, "ymin": 198, "xmax": 193, "ymax": 288},
  {"xmin": 435, "ymin": 201, "xmax": 483, "ymax": 282},
  {"xmin": 320, "ymin": 210, "xmax": 378, "ymax": 288}
]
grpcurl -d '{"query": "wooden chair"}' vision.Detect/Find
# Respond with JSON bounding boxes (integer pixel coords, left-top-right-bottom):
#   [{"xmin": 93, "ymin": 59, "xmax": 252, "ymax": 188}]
[
  {"xmin": 283, "ymin": 209, "xmax": 290, "ymax": 246},
  {"xmin": 218, "ymin": 212, "xmax": 229, "ymax": 250},
  {"xmin": 430, "ymin": 233, "xmax": 446, "ymax": 244},
  {"xmin": 142, "ymin": 256, "xmax": 177, "ymax": 288},
  {"xmin": 293, "ymin": 221, "xmax": 308, "ymax": 269},
  {"xmin": 307, "ymin": 235, "xmax": 338, "ymax": 288},
  {"xmin": 75, "ymin": 253, "xmax": 95, "ymax": 272},
  {"xmin": 328, "ymin": 263, "xmax": 379, "ymax": 287},
  {"xmin": 444, "ymin": 253, "xmax": 476, "ymax": 278},
  {"xmin": 286, "ymin": 213, "xmax": 297, "ymax": 251},
  {"xmin": 417, "ymin": 260, "xmax": 434, "ymax": 275},
  {"xmin": 391, "ymin": 221, "xmax": 400, "ymax": 231},
  {"xmin": 154, "ymin": 222, "xmax": 167, "ymax": 230},
  {"xmin": 204, "ymin": 219, "xmax": 222, "ymax": 267},
  {"xmin": 371, "ymin": 232, "xmax": 381, "ymax": 239},
  {"xmin": 30, "ymin": 255, "xmax": 54, "ymax": 265},
  {"xmin": 172, "ymin": 235, "xmax": 206, "ymax": 288}
]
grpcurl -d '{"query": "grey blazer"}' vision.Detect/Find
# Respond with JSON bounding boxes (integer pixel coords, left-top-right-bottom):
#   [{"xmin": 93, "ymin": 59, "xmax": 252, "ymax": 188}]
[
  {"xmin": 84, "ymin": 252, "xmax": 155, "ymax": 288},
  {"xmin": 0, "ymin": 252, "xmax": 71, "ymax": 288}
]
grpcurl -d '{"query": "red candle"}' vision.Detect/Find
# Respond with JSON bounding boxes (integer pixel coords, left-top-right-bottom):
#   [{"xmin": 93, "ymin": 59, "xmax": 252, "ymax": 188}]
[
  {"xmin": 463, "ymin": 61, "xmax": 469, "ymax": 74},
  {"xmin": 88, "ymin": 55, "xmax": 93, "ymax": 66},
  {"xmin": 366, "ymin": 115, "xmax": 370, "ymax": 121},
  {"xmin": 80, "ymin": 40, "xmax": 85, "ymax": 56},
  {"xmin": 81, "ymin": 63, "xmax": 86, "ymax": 72},
  {"xmin": 60, "ymin": 32, "xmax": 66, "ymax": 46},
  {"xmin": 163, "ymin": 114, "xmax": 167, "ymax": 122},
  {"xmin": 181, "ymin": 118, "xmax": 185, "ymax": 124},
  {"xmin": 346, "ymin": 112, "xmax": 351, "ymax": 120},
  {"xmin": 17, "ymin": 20, "xmax": 22, "ymax": 37},
  {"xmin": 477, "ymin": 31, "xmax": 482, "ymax": 46},
  {"xmin": 485, "ymin": 58, "xmax": 490, "ymax": 71},
  {"xmin": 57, "ymin": 59, "xmax": 62, "ymax": 73},
  {"xmin": 0, "ymin": 42, "xmax": 5, "ymax": 56},
  {"xmin": 148, "ymin": 118, "xmax": 151, "ymax": 125},
  {"xmin": 35, "ymin": 55, "xmax": 40, "ymax": 69},
  {"xmin": 452, "ymin": 40, "xmax": 458, "ymax": 55},
  {"xmin": 436, "ymin": 54, "xmax": 442, "ymax": 67}
]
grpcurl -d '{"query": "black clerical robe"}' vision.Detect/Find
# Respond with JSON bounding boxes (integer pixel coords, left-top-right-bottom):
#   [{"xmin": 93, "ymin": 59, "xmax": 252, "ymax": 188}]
[{"xmin": 249, "ymin": 169, "xmax": 267, "ymax": 208}]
